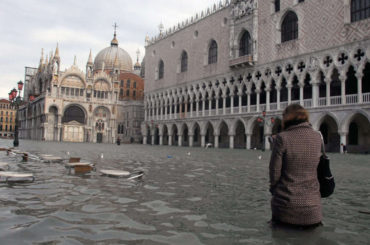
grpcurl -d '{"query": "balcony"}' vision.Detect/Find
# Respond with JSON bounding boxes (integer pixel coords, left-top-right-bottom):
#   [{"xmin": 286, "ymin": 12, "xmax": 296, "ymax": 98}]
[{"xmin": 229, "ymin": 55, "xmax": 254, "ymax": 68}]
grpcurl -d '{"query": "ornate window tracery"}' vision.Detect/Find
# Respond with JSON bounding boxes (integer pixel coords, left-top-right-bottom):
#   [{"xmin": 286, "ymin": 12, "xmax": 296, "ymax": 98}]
[{"xmin": 239, "ymin": 31, "xmax": 252, "ymax": 56}]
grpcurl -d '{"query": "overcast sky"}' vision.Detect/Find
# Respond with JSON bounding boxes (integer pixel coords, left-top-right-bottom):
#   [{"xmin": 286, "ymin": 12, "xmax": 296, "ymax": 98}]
[{"xmin": 0, "ymin": 0, "xmax": 218, "ymax": 98}]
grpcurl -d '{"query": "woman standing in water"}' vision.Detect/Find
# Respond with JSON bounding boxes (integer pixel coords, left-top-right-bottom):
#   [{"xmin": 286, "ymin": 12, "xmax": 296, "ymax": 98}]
[{"xmin": 269, "ymin": 104, "xmax": 323, "ymax": 228}]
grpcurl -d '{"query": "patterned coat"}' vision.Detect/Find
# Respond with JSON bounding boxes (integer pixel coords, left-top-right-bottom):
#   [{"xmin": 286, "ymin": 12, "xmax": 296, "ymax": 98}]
[{"xmin": 269, "ymin": 122, "xmax": 322, "ymax": 225}]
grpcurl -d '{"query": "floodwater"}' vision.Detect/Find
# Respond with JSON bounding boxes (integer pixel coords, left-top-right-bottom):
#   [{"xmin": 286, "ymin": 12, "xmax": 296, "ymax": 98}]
[{"xmin": 0, "ymin": 139, "xmax": 369, "ymax": 245}]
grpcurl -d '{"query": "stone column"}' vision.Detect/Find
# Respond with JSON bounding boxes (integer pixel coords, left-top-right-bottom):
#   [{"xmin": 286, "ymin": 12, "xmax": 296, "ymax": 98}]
[
  {"xmin": 144, "ymin": 107, "xmax": 147, "ymax": 121},
  {"xmin": 143, "ymin": 136, "xmax": 147, "ymax": 145},
  {"xmin": 165, "ymin": 103, "xmax": 168, "ymax": 120},
  {"xmin": 196, "ymin": 99, "xmax": 199, "ymax": 117},
  {"xmin": 326, "ymin": 79, "xmax": 331, "ymax": 106},
  {"xmin": 179, "ymin": 103, "xmax": 183, "ymax": 118},
  {"xmin": 214, "ymin": 134, "xmax": 219, "ymax": 148},
  {"xmin": 202, "ymin": 99, "xmax": 206, "ymax": 116},
  {"xmin": 299, "ymin": 84, "xmax": 304, "ymax": 106},
  {"xmin": 151, "ymin": 135, "xmax": 155, "ymax": 145},
  {"xmin": 340, "ymin": 132, "xmax": 347, "ymax": 154},
  {"xmin": 189, "ymin": 134, "xmax": 194, "ymax": 147},
  {"xmin": 190, "ymin": 100, "xmax": 193, "ymax": 118},
  {"xmin": 340, "ymin": 74, "xmax": 346, "ymax": 105},
  {"xmin": 178, "ymin": 135, "xmax": 183, "ymax": 147},
  {"xmin": 159, "ymin": 135, "xmax": 163, "ymax": 145},
  {"xmin": 168, "ymin": 134, "xmax": 173, "ymax": 146},
  {"xmin": 246, "ymin": 134, "xmax": 251, "ymax": 150},
  {"xmin": 209, "ymin": 99, "xmax": 212, "ymax": 116},
  {"xmin": 156, "ymin": 103, "xmax": 159, "ymax": 121},
  {"xmin": 229, "ymin": 135, "xmax": 234, "ymax": 149},
  {"xmin": 356, "ymin": 72, "xmax": 363, "ymax": 103},
  {"xmin": 287, "ymin": 84, "xmax": 292, "ymax": 104},
  {"xmin": 312, "ymin": 82, "xmax": 319, "ymax": 107},
  {"xmin": 201, "ymin": 134, "xmax": 206, "ymax": 148},
  {"xmin": 264, "ymin": 134, "xmax": 271, "ymax": 150},
  {"xmin": 160, "ymin": 103, "xmax": 164, "ymax": 120},
  {"xmin": 223, "ymin": 96, "xmax": 226, "ymax": 115},
  {"xmin": 174, "ymin": 103, "xmax": 178, "ymax": 119},
  {"xmin": 216, "ymin": 97, "xmax": 219, "ymax": 115}
]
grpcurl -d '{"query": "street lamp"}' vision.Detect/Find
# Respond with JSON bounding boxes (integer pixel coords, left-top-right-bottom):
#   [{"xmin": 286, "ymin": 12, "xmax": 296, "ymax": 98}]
[
  {"xmin": 257, "ymin": 110, "xmax": 275, "ymax": 151},
  {"xmin": 9, "ymin": 80, "xmax": 23, "ymax": 147}
]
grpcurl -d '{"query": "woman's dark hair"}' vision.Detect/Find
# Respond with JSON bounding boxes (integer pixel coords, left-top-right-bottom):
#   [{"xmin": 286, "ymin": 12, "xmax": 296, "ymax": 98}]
[{"xmin": 282, "ymin": 104, "xmax": 309, "ymax": 129}]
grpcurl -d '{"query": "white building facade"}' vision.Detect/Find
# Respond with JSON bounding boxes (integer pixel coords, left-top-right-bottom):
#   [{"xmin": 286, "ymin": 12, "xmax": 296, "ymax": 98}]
[
  {"xmin": 19, "ymin": 33, "xmax": 144, "ymax": 143},
  {"xmin": 143, "ymin": 0, "xmax": 370, "ymax": 153}
]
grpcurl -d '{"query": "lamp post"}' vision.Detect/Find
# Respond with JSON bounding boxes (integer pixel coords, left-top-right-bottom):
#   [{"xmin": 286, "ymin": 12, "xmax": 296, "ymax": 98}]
[
  {"xmin": 9, "ymin": 80, "xmax": 24, "ymax": 147},
  {"xmin": 257, "ymin": 110, "xmax": 275, "ymax": 151}
]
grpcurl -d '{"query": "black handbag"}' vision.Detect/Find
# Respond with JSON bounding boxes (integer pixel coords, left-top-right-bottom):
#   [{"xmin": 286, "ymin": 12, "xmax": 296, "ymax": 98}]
[{"xmin": 317, "ymin": 133, "xmax": 335, "ymax": 198}]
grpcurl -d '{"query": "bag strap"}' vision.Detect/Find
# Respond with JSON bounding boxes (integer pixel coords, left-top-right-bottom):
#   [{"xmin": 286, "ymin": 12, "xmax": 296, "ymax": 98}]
[{"xmin": 318, "ymin": 131, "xmax": 327, "ymax": 157}]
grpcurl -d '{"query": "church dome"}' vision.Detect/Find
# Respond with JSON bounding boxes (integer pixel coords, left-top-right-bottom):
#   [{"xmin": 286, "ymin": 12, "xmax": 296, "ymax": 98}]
[{"xmin": 94, "ymin": 34, "xmax": 133, "ymax": 72}]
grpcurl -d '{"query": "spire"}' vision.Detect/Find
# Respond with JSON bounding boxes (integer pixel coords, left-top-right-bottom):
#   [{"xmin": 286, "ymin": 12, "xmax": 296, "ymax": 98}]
[
  {"xmin": 73, "ymin": 55, "xmax": 77, "ymax": 66},
  {"xmin": 87, "ymin": 49, "xmax": 93, "ymax": 64},
  {"xmin": 54, "ymin": 43, "xmax": 60, "ymax": 58},
  {"xmin": 111, "ymin": 22, "xmax": 119, "ymax": 46},
  {"xmin": 45, "ymin": 54, "xmax": 49, "ymax": 64},
  {"xmin": 134, "ymin": 49, "xmax": 141, "ymax": 70},
  {"xmin": 158, "ymin": 22, "xmax": 164, "ymax": 36}
]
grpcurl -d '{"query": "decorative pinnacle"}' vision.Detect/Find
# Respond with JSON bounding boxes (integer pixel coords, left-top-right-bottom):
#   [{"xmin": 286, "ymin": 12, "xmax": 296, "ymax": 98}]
[
  {"xmin": 111, "ymin": 22, "xmax": 119, "ymax": 46},
  {"xmin": 158, "ymin": 22, "xmax": 164, "ymax": 35},
  {"xmin": 136, "ymin": 49, "xmax": 140, "ymax": 62}
]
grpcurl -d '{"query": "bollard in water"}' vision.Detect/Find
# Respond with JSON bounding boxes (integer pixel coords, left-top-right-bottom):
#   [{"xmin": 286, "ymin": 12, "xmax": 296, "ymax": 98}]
[{"xmin": 22, "ymin": 153, "xmax": 28, "ymax": 162}]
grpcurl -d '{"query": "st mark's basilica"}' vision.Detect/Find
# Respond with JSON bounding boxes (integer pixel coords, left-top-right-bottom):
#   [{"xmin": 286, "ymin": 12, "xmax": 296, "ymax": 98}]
[{"xmin": 19, "ymin": 30, "xmax": 144, "ymax": 143}]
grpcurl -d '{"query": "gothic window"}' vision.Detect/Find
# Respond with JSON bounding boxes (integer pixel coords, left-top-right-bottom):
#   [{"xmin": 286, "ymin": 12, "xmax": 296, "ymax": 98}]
[
  {"xmin": 120, "ymin": 89, "xmax": 123, "ymax": 97},
  {"xmin": 181, "ymin": 51, "xmax": 188, "ymax": 72},
  {"xmin": 158, "ymin": 60, "xmax": 164, "ymax": 79},
  {"xmin": 208, "ymin": 40, "xmax": 218, "ymax": 64},
  {"xmin": 239, "ymin": 31, "xmax": 252, "ymax": 56},
  {"xmin": 120, "ymin": 80, "xmax": 124, "ymax": 87},
  {"xmin": 281, "ymin": 11, "xmax": 298, "ymax": 42},
  {"xmin": 126, "ymin": 89, "xmax": 130, "ymax": 96},
  {"xmin": 133, "ymin": 90, "xmax": 136, "ymax": 98},
  {"xmin": 351, "ymin": 0, "xmax": 370, "ymax": 22},
  {"xmin": 127, "ymin": 79, "xmax": 131, "ymax": 88},
  {"xmin": 133, "ymin": 81, "xmax": 136, "ymax": 88},
  {"xmin": 275, "ymin": 0, "xmax": 280, "ymax": 12}
]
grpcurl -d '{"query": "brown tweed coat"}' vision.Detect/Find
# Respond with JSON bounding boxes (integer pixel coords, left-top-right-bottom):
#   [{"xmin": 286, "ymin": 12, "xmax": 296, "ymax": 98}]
[{"xmin": 269, "ymin": 122, "xmax": 322, "ymax": 225}]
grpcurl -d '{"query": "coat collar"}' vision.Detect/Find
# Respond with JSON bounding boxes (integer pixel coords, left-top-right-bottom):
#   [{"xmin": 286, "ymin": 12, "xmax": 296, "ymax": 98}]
[{"xmin": 284, "ymin": 122, "xmax": 312, "ymax": 131}]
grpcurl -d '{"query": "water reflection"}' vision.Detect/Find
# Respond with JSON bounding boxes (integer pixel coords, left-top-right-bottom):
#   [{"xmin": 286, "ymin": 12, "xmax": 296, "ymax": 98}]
[{"xmin": 0, "ymin": 139, "xmax": 369, "ymax": 244}]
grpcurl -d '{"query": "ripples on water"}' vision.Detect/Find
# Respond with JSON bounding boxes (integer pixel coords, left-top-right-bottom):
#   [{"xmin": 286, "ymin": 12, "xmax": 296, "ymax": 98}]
[{"xmin": 0, "ymin": 139, "xmax": 369, "ymax": 245}]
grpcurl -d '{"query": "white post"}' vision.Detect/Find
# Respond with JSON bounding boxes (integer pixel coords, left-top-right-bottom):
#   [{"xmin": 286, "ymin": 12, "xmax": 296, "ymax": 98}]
[
  {"xmin": 159, "ymin": 135, "xmax": 163, "ymax": 145},
  {"xmin": 178, "ymin": 135, "xmax": 183, "ymax": 147},
  {"xmin": 229, "ymin": 135, "xmax": 234, "ymax": 149},
  {"xmin": 143, "ymin": 136, "xmax": 147, "ymax": 145},
  {"xmin": 246, "ymin": 134, "xmax": 251, "ymax": 150},
  {"xmin": 201, "ymin": 135, "xmax": 206, "ymax": 148},
  {"xmin": 214, "ymin": 135, "xmax": 219, "ymax": 148},
  {"xmin": 189, "ymin": 135, "xmax": 194, "ymax": 147}
]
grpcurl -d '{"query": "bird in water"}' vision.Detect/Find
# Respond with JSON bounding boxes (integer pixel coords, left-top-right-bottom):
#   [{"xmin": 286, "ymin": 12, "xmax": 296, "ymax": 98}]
[
  {"xmin": 187, "ymin": 152, "xmax": 191, "ymax": 156},
  {"xmin": 100, "ymin": 153, "xmax": 104, "ymax": 159},
  {"xmin": 258, "ymin": 155, "xmax": 262, "ymax": 160},
  {"xmin": 205, "ymin": 143, "xmax": 212, "ymax": 149}
]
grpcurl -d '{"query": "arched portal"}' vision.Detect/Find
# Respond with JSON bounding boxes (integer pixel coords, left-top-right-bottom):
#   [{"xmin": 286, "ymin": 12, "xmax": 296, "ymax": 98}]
[
  {"xmin": 154, "ymin": 127, "xmax": 160, "ymax": 145},
  {"xmin": 319, "ymin": 115, "xmax": 340, "ymax": 152},
  {"xmin": 234, "ymin": 120, "xmax": 246, "ymax": 149},
  {"xmin": 172, "ymin": 125, "xmax": 179, "ymax": 146},
  {"xmin": 182, "ymin": 124, "xmax": 189, "ymax": 146},
  {"xmin": 146, "ymin": 126, "xmax": 151, "ymax": 145},
  {"xmin": 346, "ymin": 113, "xmax": 370, "ymax": 153},
  {"xmin": 62, "ymin": 105, "xmax": 86, "ymax": 142},
  {"xmin": 205, "ymin": 122, "xmax": 215, "ymax": 145},
  {"xmin": 251, "ymin": 120, "xmax": 263, "ymax": 149},
  {"xmin": 219, "ymin": 121, "xmax": 229, "ymax": 148},
  {"xmin": 163, "ymin": 125, "xmax": 169, "ymax": 145},
  {"xmin": 193, "ymin": 123, "xmax": 201, "ymax": 147}
]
